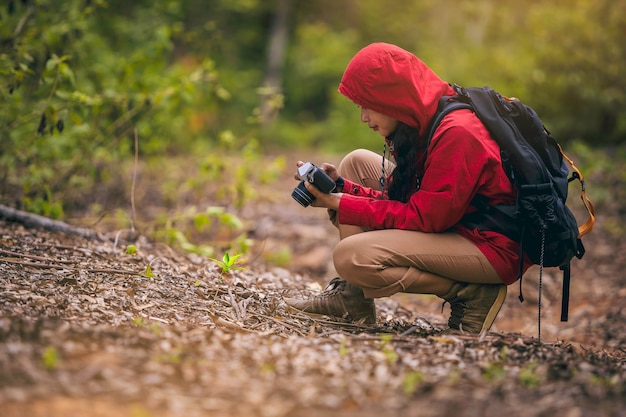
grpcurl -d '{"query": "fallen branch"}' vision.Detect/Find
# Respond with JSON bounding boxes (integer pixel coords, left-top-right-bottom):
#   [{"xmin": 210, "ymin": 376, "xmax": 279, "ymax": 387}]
[{"xmin": 0, "ymin": 203, "xmax": 104, "ymax": 240}]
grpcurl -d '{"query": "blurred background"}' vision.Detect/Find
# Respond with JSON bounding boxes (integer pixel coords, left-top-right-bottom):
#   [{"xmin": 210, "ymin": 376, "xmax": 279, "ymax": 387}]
[{"xmin": 1, "ymin": 0, "xmax": 624, "ymax": 266}]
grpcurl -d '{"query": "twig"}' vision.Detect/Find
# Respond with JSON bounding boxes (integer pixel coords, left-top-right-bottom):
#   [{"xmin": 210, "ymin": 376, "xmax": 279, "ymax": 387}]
[
  {"xmin": 0, "ymin": 257, "xmax": 137, "ymax": 275},
  {"xmin": 88, "ymin": 267, "xmax": 138, "ymax": 275},
  {"xmin": 0, "ymin": 248, "xmax": 74, "ymax": 263},
  {"xmin": 400, "ymin": 326, "xmax": 419, "ymax": 336},
  {"xmin": 266, "ymin": 316, "xmax": 307, "ymax": 337},
  {"xmin": 113, "ymin": 228, "xmax": 135, "ymax": 252},
  {"xmin": 0, "ymin": 258, "xmax": 67, "ymax": 269},
  {"xmin": 228, "ymin": 288, "xmax": 243, "ymax": 321},
  {"xmin": 131, "ymin": 128, "xmax": 139, "ymax": 232},
  {"xmin": 206, "ymin": 311, "xmax": 254, "ymax": 333},
  {"xmin": 147, "ymin": 316, "xmax": 170, "ymax": 325},
  {"xmin": 13, "ymin": 5, "xmax": 33, "ymax": 38}
]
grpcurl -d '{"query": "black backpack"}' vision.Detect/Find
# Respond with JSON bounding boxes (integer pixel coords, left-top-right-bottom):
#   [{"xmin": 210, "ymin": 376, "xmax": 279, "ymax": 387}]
[{"xmin": 427, "ymin": 85, "xmax": 595, "ymax": 334}]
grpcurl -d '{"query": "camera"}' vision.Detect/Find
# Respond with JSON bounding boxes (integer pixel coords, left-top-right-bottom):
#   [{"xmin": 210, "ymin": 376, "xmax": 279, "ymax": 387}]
[{"xmin": 291, "ymin": 162, "xmax": 336, "ymax": 207}]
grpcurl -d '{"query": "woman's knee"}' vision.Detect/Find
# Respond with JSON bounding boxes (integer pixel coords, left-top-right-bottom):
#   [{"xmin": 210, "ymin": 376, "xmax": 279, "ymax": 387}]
[
  {"xmin": 333, "ymin": 234, "xmax": 377, "ymax": 283},
  {"xmin": 338, "ymin": 149, "xmax": 373, "ymax": 170},
  {"xmin": 333, "ymin": 236, "xmax": 359, "ymax": 278},
  {"xmin": 338, "ymin": 149, "xmax": 379, "ymax": 181}
]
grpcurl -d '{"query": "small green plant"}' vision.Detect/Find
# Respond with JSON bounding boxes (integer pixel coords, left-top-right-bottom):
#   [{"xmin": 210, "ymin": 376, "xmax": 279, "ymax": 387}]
[
  {"xmin": 518, "ymin": 362, "xmax": 542, "ymax": 388},
  {"xmin": 42, "ymin": 345, "xmax": 59, "ymax": 370},
  {"xmin": 264, "ymin": 246, "xmax": 292, "ymax": 268},
  {"xmin": 482, "ymin": 345, "xmax": 509, "ymax": 382},
  {"xmin": 378, "ymin": 334, "xmax": 398, "ymax": 364},
  {"xmin": 402, "ymin": 371, "xmax": 425, "ymax": 396},
  {"xmin": 209, "ymin": 251, "xmax": 246, "ymax": 274},
  {"xmin": 260, "ymin": 362, "xmax": 276, "ymax": 374},
  {"xmin": 338, "ymin": 338, "xmax": 349, "ymax": 358},
  {"xmin": 155, "ymin": 350, "xmax": 182, "ymax": 364},
  {"xmin": 149, "ymin": 322, "xmax": 163, "ymax": 337},
  {"xmin": 483, "ymin": 361, "xmax": 506, "ymax": 382},
  {"xmin": 126, "ymin": 245, "xmax": 137, "ymax": 256},
  {"xmin": 143, "ymin": 265, "xmax": 155, "ymax": 278}
]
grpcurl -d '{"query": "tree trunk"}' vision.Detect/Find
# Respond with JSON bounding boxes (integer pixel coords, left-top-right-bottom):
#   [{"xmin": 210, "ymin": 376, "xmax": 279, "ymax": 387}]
[{"xmin": 260, "ymin": 0, "xmax": 292, "ymax": 125}]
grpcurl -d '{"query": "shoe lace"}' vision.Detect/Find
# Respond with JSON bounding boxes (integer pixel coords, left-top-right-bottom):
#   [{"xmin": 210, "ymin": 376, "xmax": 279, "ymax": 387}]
[
  {"xmin": 443, "ymin": 298, "xmax": 467, "ymax": 331},
  {"xmin": 320, "ymin": 277, "xmax": 346, "ymax": 296}
]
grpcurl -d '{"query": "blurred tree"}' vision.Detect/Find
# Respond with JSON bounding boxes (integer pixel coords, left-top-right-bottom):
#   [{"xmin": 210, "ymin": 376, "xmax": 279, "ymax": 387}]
[
  {"xmin": 259, "ymin": 0, "xmax": 292, "ymax": 125},
  {"xmin": 276, "ymin": 0, "xmax": 626, "ymax": 149},
  {"xmin": 526, "ymin": 0, "xmax": 626, "ymax": 145},
  {"xmin": 0, "ymin": 0, "xmax": 223, "ymax": 215},
  {"xmin": 1, "ymin": 0, "xmax": 624, "ymax": 218}
]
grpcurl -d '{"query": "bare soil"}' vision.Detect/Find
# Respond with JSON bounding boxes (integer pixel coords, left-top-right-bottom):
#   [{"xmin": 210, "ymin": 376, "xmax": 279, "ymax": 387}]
[{"xmin": 0, "ymin": 154, "xmax": 624, "ymax": 417}]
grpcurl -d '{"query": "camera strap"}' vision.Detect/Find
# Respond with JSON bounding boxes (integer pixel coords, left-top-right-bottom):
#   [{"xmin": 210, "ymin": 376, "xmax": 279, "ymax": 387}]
[{"xmin": 379, "ymin": 142, "xmax": 387, "ymax": 191}]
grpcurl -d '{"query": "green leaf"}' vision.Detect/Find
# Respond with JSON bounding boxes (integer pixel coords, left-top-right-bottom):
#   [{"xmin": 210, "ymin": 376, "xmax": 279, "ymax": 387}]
[
  {"xmin": 144, "ymin": 265, "xmax": 155, "ymax": 278},
  {"xmin": 125, "ymin": 245, "xmax": 137, "ymax": 256},
  {"xmin": 42, "ymin": 346, "xmax": 59, "ymax": 370}
]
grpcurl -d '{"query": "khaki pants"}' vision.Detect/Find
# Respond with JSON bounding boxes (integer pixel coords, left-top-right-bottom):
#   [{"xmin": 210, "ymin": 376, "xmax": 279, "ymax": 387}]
[{"xmin": 333, "ymin": 149, "xmax": 501, "ymax": 299}]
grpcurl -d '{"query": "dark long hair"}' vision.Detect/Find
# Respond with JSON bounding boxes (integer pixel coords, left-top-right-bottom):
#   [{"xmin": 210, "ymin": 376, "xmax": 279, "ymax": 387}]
[{"xmin": 387, "ymin": 122, "xmax": 424, "ymax": 203}]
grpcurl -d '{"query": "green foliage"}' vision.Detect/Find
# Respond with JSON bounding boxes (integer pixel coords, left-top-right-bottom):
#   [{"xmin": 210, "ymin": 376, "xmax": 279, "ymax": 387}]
[
  {"xmin": 0, "ymin": 0, "xmax": 226, "ymax": 214},
  {"xmin": 152, "ymin": 205, "xmax": 249, "ymax": 258},
  {"xmin": 265, "ymin": 0, "xmax": 626, "ymax": 152},
  {"xmin": 263, "ymin": 246, "xmax": 292, "ymax": 268},
  {"xmin": 526, "ymin": 0, "xmax": 626, "ymax": 144},
  {"xmin": 1, "ymin": 0, "xmax": 624, "ymax": 252},
  {"xmin": 565, "ymin": 141, "xmax": 626, "ymax": 238},
  {"xmin": 153, "ymin": 227, "xmax": 215, "ymax": 258}
]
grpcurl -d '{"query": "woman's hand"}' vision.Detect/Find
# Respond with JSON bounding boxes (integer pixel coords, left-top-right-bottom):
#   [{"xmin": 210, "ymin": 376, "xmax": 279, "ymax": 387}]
[
  {"xmin": 303, "ymin": 181, "xmax": 342, "ymax": 210},
  {"xmin": 294, "ymin": 160, "xmax": 342, "ymax": 209},
  {"xmin": 294, "ymin": 161, "xmax": 340, "ymax": 182}
]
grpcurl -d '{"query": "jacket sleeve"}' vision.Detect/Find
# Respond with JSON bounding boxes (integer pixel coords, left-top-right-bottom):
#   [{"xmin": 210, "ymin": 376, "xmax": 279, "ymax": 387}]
[
  {"xmin": 337, "ymin": 111, "xmax": 512, "ymax": 232},
  {"xmin": 341, "ymin": 178, "xmax": 384, "ymax": 199}
]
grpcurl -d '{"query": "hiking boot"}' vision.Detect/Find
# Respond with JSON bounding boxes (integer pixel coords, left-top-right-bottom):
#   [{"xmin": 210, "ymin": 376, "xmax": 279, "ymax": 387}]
[
  {"xmin": 441, "ymin": 282, "xmax": 507, "ymax": 334},
  {"xmin": 284, "ymin": 277, "xmax": 376, "ymax": 325}
]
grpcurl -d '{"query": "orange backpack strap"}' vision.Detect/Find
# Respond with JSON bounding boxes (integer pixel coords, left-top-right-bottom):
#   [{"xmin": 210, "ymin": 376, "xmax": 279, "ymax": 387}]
[{"xmin": 558, "ymin": 145, "xmax": 595, "ymax": 238}]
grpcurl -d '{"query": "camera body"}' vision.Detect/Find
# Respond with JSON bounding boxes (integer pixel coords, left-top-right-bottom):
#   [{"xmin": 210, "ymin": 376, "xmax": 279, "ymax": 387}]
[{"xmin": 291, "ymin": 162, "xmax": 336, "ymax": 207}]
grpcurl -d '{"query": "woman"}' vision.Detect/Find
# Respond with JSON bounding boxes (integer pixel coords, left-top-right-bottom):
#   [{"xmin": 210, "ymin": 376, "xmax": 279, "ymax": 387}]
[{"xmin": 285, "ymin": 43, "xmax": 531, "ymax": 334}]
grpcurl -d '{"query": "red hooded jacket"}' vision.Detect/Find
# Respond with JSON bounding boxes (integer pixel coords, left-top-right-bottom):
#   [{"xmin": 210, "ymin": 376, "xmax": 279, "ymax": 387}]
[{"xmin": 336, "ymin": 43, "xmax": 529, "ymax": 285}]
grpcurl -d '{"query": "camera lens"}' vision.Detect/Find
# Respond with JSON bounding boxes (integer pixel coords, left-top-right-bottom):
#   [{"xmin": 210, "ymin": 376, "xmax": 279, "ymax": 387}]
[{"xmin": 291, "ymin": 181, "xmax": 315, "ymax": 207}]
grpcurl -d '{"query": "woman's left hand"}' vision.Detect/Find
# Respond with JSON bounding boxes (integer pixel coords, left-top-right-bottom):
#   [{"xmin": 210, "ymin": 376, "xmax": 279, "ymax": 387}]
[{"xmin": 304, "ymin": 181, "xmax": 342, "ymax": 210}]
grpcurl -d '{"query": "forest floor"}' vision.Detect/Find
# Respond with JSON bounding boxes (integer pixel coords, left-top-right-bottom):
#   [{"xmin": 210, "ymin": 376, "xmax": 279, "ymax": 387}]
[{"xmin": 0, "ymin": 152, "xmax": 625, "ymax": 417}]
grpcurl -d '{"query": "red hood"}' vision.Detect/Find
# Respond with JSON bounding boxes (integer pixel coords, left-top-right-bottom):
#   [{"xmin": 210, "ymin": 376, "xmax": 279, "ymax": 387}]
[{"xmin": 338, "ymin": 43, "xmax": 454, "ymax": 137}]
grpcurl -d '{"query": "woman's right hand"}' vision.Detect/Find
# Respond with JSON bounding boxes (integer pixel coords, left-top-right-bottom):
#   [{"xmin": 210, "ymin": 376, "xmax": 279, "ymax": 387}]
[
  {"xmin": 319, "ymin": 162, "xmax": 339, "ymax": 182},
  {"xmin": 294, "ymin": 161, "xmax": 339, "ymax": 182}
]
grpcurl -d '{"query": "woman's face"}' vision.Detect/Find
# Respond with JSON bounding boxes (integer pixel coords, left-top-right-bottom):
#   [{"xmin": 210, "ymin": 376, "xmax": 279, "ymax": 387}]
[{"xmin": 360, "ymin": 107, "xmax": 399, "ymax": 137}]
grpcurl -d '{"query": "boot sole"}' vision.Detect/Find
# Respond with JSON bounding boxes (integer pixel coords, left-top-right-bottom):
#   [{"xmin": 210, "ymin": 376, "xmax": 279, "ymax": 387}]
[{"xmin": 478, "ymin": 285, "xmax": 507, "ymax": 334}]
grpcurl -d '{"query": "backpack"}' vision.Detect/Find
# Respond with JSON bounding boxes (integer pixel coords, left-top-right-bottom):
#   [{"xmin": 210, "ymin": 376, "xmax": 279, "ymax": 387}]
[{"xmin": 426, "ymin": 85, "xmax": 595, "ymax": 335}]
